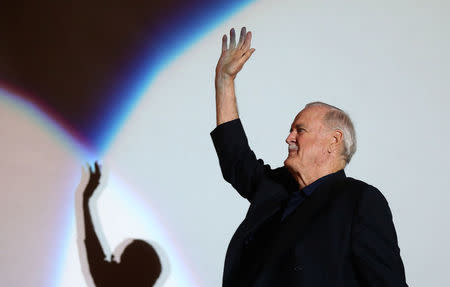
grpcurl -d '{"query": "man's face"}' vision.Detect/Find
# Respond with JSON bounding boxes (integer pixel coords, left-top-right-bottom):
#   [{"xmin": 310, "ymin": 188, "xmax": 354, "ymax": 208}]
[{"xmin": 284, "ymin": 106, "xmax": 332, "ymax": 175}]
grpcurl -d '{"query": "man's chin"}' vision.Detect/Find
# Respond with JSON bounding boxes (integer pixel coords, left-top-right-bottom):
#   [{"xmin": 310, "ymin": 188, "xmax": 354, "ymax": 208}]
[
  {"xmin": 284, "ymin": 157, "xmax": 300, "ymax": 173},
  {"xmin": 284, "ymin": 157, "xmax": 293, "ymax": 169}
]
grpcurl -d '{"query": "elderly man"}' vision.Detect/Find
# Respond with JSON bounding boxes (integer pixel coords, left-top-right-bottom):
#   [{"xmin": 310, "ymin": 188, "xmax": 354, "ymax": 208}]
[{"xmin": 211, "ymin": 27, "xmax": 407, "ymax": 287}]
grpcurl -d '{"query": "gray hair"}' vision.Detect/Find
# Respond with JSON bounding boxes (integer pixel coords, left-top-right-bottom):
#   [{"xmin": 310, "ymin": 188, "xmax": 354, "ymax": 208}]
[{"xmin": 305, "ymin": 102, "xmax": 357, "ymax": 164}]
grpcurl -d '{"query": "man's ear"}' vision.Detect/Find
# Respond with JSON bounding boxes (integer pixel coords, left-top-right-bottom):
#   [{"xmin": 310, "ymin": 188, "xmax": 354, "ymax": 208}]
[{"xmin": 328, "ymin": 130, "xmax": 343, "ymax": 153}]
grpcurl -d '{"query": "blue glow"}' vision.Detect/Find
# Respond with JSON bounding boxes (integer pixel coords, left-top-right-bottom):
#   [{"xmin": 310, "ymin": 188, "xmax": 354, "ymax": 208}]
[
  {"xmin": 2, "ymin": 1, "xmax": 256, "ymax": 285},
  {"xmin": 96, "ymin": 0, "xmax": 256, "ymax": 154}
]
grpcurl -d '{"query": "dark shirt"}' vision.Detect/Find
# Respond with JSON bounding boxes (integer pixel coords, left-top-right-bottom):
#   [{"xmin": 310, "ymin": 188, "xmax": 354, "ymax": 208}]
[
  {"xmin": 281, "ymin": 171, "xmax": 340, "ymax": 221},
  {"xmin": 240, "ymin": 171, "xmax": 344, "ymax": 286}
]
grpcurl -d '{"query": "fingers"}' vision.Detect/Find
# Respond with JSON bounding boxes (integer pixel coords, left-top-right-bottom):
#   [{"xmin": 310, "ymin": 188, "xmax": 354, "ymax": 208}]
[
  {"xmin": 241, "ymin": 31, "xmax": 252, "ymax": 51},
  {"xmin": 238, "ymin": 27, "xmax": 246, "ymax": 48},
  {"xmin": 85, "ymin": 161, "xmax": 101, "ymax": 182},
  {"xmin": 221, "ymin": 34, "xmax": 227, "ymax": 52},
  {"xmin": 94, "ymin": 161, "xmax": 101, "ymax": 175},
  {"xmin": 217, "ymin": 27, "xmax": 254, "ymax": 76},
  {"xmin": 229, "ymin": 28, "xmax": 236, "ymax": 49},
  {"xmin": 221, "ymin": 27, "xmax": 252, "ymax": 52},
  {"xmin": 238, "ymin": 48, "xmax": 256, "ymax": 66}
]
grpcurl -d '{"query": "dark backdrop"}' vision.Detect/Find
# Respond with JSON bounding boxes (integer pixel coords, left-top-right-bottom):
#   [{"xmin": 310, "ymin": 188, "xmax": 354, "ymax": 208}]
[{"xmin": 0, "ymin": 0, "xmax": 249, "ymax": 150}]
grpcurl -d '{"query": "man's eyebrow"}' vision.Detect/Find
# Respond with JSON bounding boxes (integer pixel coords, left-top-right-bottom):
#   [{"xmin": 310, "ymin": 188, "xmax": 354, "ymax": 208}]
[{"xmin": 290, "ymin": 124, "xmax": 306, "ymax": 132}]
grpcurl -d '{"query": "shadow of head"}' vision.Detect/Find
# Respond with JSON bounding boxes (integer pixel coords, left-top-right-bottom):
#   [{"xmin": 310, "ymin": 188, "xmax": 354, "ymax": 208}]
[{"xmin": 116, "ymin": 239, "xmax": 162, "ymax": 286}]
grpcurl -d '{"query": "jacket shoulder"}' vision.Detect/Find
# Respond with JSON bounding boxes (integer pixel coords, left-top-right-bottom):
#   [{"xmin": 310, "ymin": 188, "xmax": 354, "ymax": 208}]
[
  {"xmin": 342, "ymin": 177, "xmax": 384, "ymax": 198},
  {"xmin": 336, "ymin": 177, "xmax": 390, "ymax": 214}
]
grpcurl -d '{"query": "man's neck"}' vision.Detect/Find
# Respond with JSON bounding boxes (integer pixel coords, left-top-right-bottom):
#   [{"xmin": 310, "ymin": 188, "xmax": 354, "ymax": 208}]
[{"xmin": 294, "ymin": 165, "xmax": 344, "ymax": 189}]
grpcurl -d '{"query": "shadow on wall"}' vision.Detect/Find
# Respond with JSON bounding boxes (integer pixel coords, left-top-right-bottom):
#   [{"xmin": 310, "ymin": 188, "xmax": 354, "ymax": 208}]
[{"xmin": 74, "ymin": 162, "xmax": 169, "ymax": 286}]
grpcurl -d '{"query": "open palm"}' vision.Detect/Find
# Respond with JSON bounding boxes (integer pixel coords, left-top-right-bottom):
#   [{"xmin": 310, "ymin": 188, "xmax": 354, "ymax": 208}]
[{"xmin": 216, "ymin": 27, "xmax": 255, "ymax": 80}]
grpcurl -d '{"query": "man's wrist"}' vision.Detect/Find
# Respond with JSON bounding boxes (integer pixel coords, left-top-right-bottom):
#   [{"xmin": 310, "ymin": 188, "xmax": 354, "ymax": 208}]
[{"xmin": 215, "ymin": 73, "xmax": 234, "ymax": 86}]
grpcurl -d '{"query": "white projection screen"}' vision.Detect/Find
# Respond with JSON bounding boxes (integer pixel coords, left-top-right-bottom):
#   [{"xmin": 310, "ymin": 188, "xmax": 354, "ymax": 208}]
[{"xmin": 2, "ymin": 0, "xmax": 450, "ymax": 286}]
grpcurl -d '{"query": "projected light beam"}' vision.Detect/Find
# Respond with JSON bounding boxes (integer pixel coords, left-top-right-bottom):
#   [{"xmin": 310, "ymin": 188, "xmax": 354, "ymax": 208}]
[{"xmin": 95, "ymin": 0, "xmax": 255, "ymax": 154}]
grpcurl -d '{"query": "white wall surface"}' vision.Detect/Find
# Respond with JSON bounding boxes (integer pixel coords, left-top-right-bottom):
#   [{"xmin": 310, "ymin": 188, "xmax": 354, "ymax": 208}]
[{"xmin": 2, "ymin": 1, "xmax": 449, "ymax": 286}]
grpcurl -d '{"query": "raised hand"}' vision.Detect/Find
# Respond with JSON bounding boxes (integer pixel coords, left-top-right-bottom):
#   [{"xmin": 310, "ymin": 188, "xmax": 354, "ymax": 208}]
[
  {"xmin": 215, "ymin": 27, "xmax": 255, "ymax": 81},
  {"xmin": 83, "ymin": 161, "xmax": 101, "ymax": 201},
  {"xmin": 214, "ymin": 27, "xmax": 255, "ymax": 126},
  {"xmin": 81, "ymin": 161, "xmax": 107, "ymax": 280}
]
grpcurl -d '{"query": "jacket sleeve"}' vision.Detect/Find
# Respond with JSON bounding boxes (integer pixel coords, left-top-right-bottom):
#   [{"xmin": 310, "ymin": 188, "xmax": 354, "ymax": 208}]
[
  {"xmin": 210, "ymin": 119, "xmax": 271, "ymax": 202},
  {"xmin": 352, "ymin": 185, "xmax": 408, "ymax": 287}
]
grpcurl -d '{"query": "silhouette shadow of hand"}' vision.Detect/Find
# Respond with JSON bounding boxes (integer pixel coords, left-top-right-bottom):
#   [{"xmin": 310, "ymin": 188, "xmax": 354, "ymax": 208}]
[
  {"xmin": 84, "ymin": 161, "xmax": 101, "ymax": 201},
  {"xmin": 80, "ymin": 161, "xmax": 163, "ymax": 286}
]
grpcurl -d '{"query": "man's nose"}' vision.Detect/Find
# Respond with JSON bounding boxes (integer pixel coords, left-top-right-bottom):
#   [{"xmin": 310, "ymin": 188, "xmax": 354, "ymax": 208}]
[{"xmin": 285, "ymin": 132, "xmax": 295, "ymax": 144}]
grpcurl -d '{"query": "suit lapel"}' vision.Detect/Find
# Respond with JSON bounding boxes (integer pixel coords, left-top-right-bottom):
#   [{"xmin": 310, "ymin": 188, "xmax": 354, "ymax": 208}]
[
  {"xmin": 245, "ymin": 194, "xmax": 286, "ymax": 235},
  {"xmin": 225, "ymin": 170, "xmax": 347, "ymax": 286},
  {"xmin": 243, "ymin": 167, "xmax": 297, "ymax": 236},
  {"xmin": 223, "ymin": 184, "xmax": 288, "ymax": 285},
  {"xmin": 262, "ymin": 171, "xmax": 348, "ymax": 268}
]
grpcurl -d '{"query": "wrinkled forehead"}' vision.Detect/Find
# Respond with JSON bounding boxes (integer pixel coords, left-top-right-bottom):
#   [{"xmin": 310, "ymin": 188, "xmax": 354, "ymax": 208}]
[{"xmin": 292, "ymin": 105, "xmax": 328, "ymax": 126}]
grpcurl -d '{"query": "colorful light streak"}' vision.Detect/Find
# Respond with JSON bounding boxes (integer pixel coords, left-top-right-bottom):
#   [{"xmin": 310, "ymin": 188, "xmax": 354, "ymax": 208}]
[
  {"xmin": 1, "ymin": 1, "xmax": 255, "ymax": 286},
  {"xmin": 95, "ymin": 0, "xmax": 255, "ymax": 154}
]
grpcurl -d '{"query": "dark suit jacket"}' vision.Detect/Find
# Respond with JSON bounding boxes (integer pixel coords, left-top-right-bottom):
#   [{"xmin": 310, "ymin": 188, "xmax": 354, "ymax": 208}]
[{"xmin": 211, "ymin": 119, "xmax": 407, "ymax": 287}]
